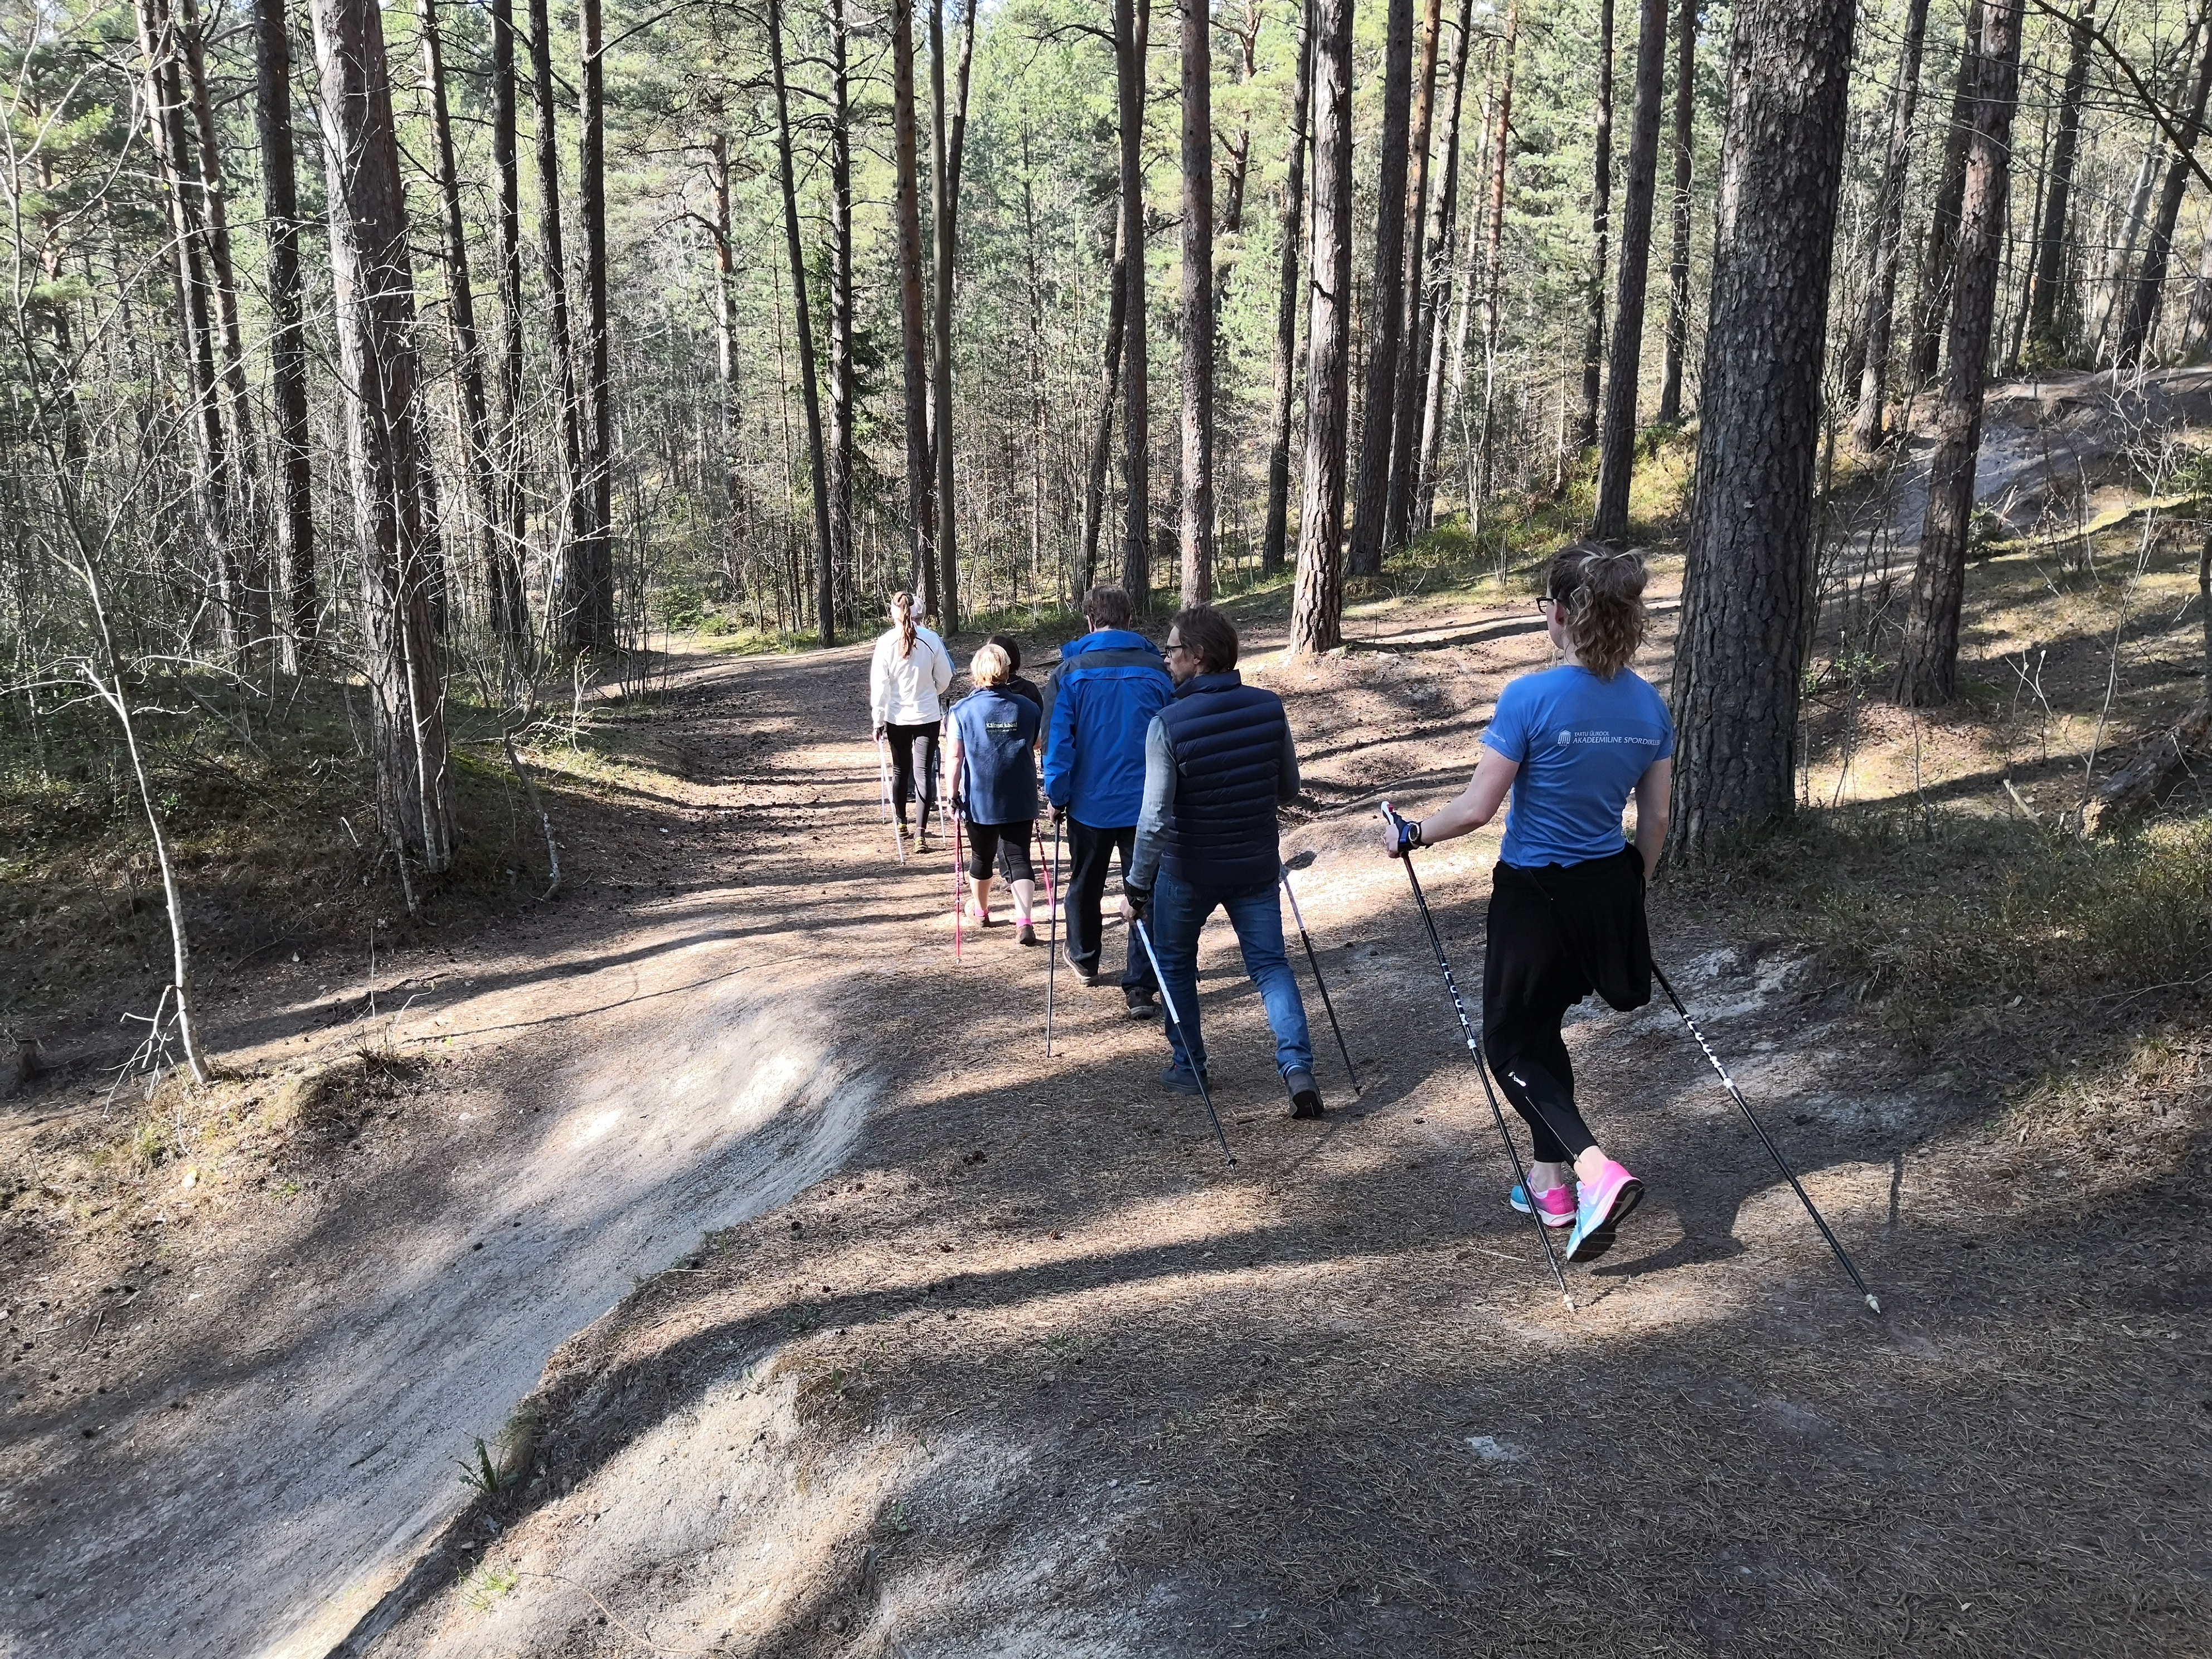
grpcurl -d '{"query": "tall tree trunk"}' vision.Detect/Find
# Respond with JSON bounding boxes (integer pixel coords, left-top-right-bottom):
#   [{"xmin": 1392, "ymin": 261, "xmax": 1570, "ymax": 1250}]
[
  {"xmin": 1021, "ymin": 128, "xmax": 1047, "ymax": 600},
  {"xmin": 1382, "ymin": 0, "xmax": 1447, "ymax": 550},
  {"xmin": 1080, "ymin": 204, "xmax": 1129, "ymax": 601},
  {"xmin": 1470, "ymin": 4, "xmax": 1519, "ymax": 544},
  {"xmin": 1849, "ymin": 0, "xmax": 1933, "ymax": 448},
  {"xmin": 2024, "ymin": 0, "xmax": 2094, "ymax": 360},
  {"xmin": 1116, "ymin": 0, "xmax": 1152, "ymax": 603},
  {"xmin": 178, "ymin": 0, "xmax": 258, "ymax": 483},
  {"xmin": 491, "ymin": 0, "xmax": 527, "ymax": 625},
  {"xmin": 1261, "ymin": 0, "xmax": 1314, "ymax": 578},
  {"xmin": 2092, "ymin": 145, "xmax": 2159, "ymax": 359},
  {"xmin": 1895, "ymin": 0, "xmax": 2025, "ymax": 706},
  {"xmin": 2117, "ymin": 19, "xmax": 2212, "ymax": 369},
  {"xmin": 928, "ymin": 0, "xmax": 973, "ymax": 630},
  {"xmin": 710, "ymin": 133, "xmax": 741, "ymax": 560},
  {"xmin": 570, "ymin": 0, "xmax": 617, "ymax": 652},
  {"xmin": 890, "ymin": 0, "xmax": 935, "ymax": 612},
  {"xmin": 134, "ymin": 0, "xmax": 233, "ymax": 641},
  {"xmin": 1668, "ymin": 0, "xmax": 1859, "ymax": 856},
  {"xmin": 1289, "ymin": 0, "xmax": 1354, "ymax": 652},
  {"xmin": 1411, "ymin": 0, "xmax": 1474, "ymax": 536},
  {"xmin": 1578, "ymin": 0, "xmax": 1615, "ymax": 455},
  {"xmin": 1180, "ymin": 0, "xmax": 1215, "ymax": 604},
  {"xmin": 255, "ymin": 0, "xmax": 316, "ymax": 668},
  {"xmin": 768, "ymin": 0, "xmax": 836, "ymax": 646},
  {"xmin": 527, "ymin": 0, "xmax": 590, "ymax": 647},
  {"xmin": 1211, "ymin": 0, "xmax": 1264, "ymax": 324},
  {"xmin": 1346, "ymin": 0, "xmax": 1416, "ymax": 576},
  {"xmin": 419, "ymin": 0, "xmax": 522, "ymax": 654},
  {"xmin": 1590, "ymin": 0, "xmax": 1670, "ymax": 540},
  {"xmin": 1655, "ymin": 0, "xmax": 1698, "ymax": 422},
  {"xmin": 1910, "ymin": 0, "xmax": 1986, "ymax": 384},
  {"xmin": 828, "ymin": 0, "xmax": 857, "ymax": 629},
  {"xmin": 308, "ymin": 0, "xmax": 456, "ymax": 870}
]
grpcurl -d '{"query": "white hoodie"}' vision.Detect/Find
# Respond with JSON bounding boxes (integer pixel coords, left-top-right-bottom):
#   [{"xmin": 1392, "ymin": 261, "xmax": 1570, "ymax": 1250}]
[{"xmin": 870, "ymin": 624, "xmax": 954, "ymax": 727}]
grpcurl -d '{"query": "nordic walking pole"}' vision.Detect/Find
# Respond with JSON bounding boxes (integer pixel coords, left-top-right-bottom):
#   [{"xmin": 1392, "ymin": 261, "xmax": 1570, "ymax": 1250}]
[
  {"xmin": 1650, "ymin": 962, "xmax": 1881, "ymax": 1314},
  {"xmin": 950, "ymin": 808, "xmax": 965, "ymax": 962},
  {"xmin": 1280, "ymin": 852, "xmax": 1360, "ymax": 1094},
  {"xmin": 1132, "ymin": 918, "xmax": 1235, "ymax": 1167},
  {"xmin": 1044, "ymin": 816, "xmax": 1063, "ymax": 1056},
  {"xmin": 877, "ymin": 738, "xmax": 906, "ymax": 865},
  {"xmin": 1381, "ymin": 803, "xmax": 1574, "ymax": 1311}
]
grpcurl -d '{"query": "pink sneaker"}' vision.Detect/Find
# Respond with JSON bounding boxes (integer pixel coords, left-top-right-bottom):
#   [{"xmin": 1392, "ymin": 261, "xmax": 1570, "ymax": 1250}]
[
  {"xmin": 1566, "ymin": 1160, "xmax": 1644, "ymax": 1262},
  {"xmin": 1508, "ymin": 1183, "xmax": 1576, "ymax": 1228}
]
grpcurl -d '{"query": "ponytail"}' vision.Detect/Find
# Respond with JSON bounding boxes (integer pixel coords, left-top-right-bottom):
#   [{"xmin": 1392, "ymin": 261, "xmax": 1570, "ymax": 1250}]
[
  {"xmin": 1542, "ymin": 542, "xmax": 1647, "ymax": 680},
  {"xmin": 890, "ymin": 591, "xmax": 918, "ymax": 659}
]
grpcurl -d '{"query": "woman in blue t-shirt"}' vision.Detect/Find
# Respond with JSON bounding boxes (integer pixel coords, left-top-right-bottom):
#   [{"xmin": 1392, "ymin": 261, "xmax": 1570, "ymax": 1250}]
[
  {"xmin": 949, "ymin": 642, "xmax": 1045, "ymax": 945},
  {"xmin": 1383, "ymin": 544, "xmax": 1674, "ymax": 1265}
]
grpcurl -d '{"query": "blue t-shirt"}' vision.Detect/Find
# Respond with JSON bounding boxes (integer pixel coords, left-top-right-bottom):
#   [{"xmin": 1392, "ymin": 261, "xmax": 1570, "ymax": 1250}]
[
  {"xmin": 952, "ymin": 687, "xmax": 1042, "ymax": 826},
  {"xmin": 1481, "ymin": 664, "xmax": 1675, "ymax": 866}
]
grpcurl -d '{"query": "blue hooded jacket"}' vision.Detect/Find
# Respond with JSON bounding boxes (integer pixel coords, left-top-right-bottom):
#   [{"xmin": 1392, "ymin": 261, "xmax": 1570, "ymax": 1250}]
[{"xmin": 1041, "ymin": 628, "xmax": 1173, "ymax": 828}]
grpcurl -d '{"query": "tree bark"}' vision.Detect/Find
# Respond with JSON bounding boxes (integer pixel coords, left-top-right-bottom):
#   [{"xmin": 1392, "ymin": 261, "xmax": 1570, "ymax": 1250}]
[
  {"xmin": 1849, "ymin": 0, "xmax": 1933, "ymax": 448},
  {"xmin": 1289, "ymin": 0, "xmax": 1354, "ymax": 653},
  {"xmin": 1668, "ymin": 0, "xmax": 1859, "ymax": 856},
  {"xmin": 768, "ymin": 0, "xmax": 836, "ymax": 646},
  {"xmin": 828, "ymin": 0, "xmax": 857, "ymax": 629},
  {"xmin": 1655, "ymin": 0, "xmax": 1697, "ymax": 423},
  {"xmin": 1180, "ymin": 0, "xmax": 1215, "ymax": 605},
  {"xmin": 1346, "ymin": 0, "xmax": 1416, "ymax": 576},
  {"xmin": 1470, "ymin": 4, "xmax": 1519, "ymax": 544},
  {"xmin": 1116, "ymin": 0, "xmax": 1153, "ymax": 604},
  {"xmin": 1910, "ymin": 0, "xmax": 1986, "ymax": 385},
  {"xmin": 1080, "ymin": 205, "xmax": 1129, "ymax": 601},
  {"xmin": 1895, "ymin": 0, "xmax": 2025, "ymax": 707},
  {"xmin": 255, "ymin": 0, "xmax": 316, "ymax": 667},
  {"xmin": 308, "ymin": 0, "xmax": 456, "ymax": 869},
  {"xmin": 2116, "ymin": 18, "xmax": 2212, "ymax": 370},
  {"xmin": 2023, "ymin": 0, "xmax": 2093, "ymax": 361},
  {"xmin": 527, "ymin": 0, "xmax": 590, "ymax": 648},
  {"xmin": 1382, "ymin": 0, "xmax": 1447, "ymax": 551},
  {"xmin": 1261, "ymin": 0, "xmax": 1314, "ymax": 578},
  {"xmin": 890, "ymin": 0, "xmax": 935, "ymax": 611},
  {"xmin": 1577, "ymin": 0, "xmax": 1615, "ymax": 456},
  {"xmin": 1590, "ymin": 0, "xmax": 1670, "ymax": 540},
  {"xmin": 570, "ymin": 0, "xmax": 617, "ymax": 652},
  {"xmin": 419, "ymin": 0, "xmax": 523, "ymax": 656},
  {"xmin": 491, "ymin": 0, "xmax": 527, "ymax": 627},
  {"xmin": 178, "ymin": 0, "xmax": 258, "ymax": 483},
  {"xmin": 928, "ymin": 0, "xmax": 974, "ymax": 630},
  {"xmin": 1411, "ymin": 0, "xmax": 1474, "ymax": 536},
  {"xmin": 710, "ymin": 132, "xmax": 741, "ymax": 570}
]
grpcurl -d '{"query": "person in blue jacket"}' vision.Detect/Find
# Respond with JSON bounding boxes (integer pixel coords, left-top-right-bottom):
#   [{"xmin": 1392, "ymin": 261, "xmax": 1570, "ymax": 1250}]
[{"xmin": 1042, "ymin": 583, "xmax": 1173, "ymax": 1014}]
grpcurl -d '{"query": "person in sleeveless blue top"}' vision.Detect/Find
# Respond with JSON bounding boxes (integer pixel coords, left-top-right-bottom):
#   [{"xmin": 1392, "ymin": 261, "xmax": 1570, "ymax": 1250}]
[{"xmin": 1382, "ymin": 544, "xmax": 1673, "ymax": 1265}]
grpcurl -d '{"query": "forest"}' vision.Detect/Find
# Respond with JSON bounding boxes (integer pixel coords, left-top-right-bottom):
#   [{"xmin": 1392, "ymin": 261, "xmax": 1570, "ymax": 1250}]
[{"xmin": 6, "ymin": 0, "xmax": 2212, "ymax": 1051}]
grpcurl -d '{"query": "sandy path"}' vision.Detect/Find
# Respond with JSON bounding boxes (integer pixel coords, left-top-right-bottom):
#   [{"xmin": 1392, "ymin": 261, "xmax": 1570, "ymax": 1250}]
[{"xmin": 2, "ymin": 649, "xmax": 899, "ymax": 1657}]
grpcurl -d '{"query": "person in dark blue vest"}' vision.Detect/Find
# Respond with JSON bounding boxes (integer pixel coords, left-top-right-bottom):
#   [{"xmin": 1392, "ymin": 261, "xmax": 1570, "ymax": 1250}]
[
  {"xmin": 1120, "ymin": 605, "xmax": 1321, "ymax": 1118},
  {"xmin": 1043, "ymin": 584, "xmax": 1173, "ymax": 1013},
  {"xmin": 949, "ymin": 642, "xmax": 1045, "ymax": 944}
]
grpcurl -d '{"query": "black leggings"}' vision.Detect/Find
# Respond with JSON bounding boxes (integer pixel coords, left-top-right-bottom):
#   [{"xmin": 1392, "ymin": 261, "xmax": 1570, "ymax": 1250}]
[
  {"xmin": 965, "ymin": 821, "xmax": 1035, "ymax": 883},
  {"xmin": 1481, "ymin": 860, "xmax": 1638, "ymax": 1165},
  {"xmin": 884, "ymin": 721, "xmax": 939, "ymax": 822}
]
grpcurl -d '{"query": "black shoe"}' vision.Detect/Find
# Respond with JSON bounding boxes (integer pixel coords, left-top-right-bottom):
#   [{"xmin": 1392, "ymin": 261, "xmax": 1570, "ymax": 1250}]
[
  {"xmin": 1286, "ymin": 1069, "xmax": 1325, "ymax": 1119},
  {"xmin": 1065, "ymin": 951, "xmax": 1100, "ymax": 986},
  {"xmin": 1157, "ymin": 1064, "xmax": 1209, "ymax": 1097},
  {"xmin": 1124, "ymin": 987, "xmax": 1160, "ymax": 1019}
]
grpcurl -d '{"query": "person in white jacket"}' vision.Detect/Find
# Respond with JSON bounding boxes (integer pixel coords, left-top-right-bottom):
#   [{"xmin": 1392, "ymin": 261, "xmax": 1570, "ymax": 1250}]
[{"xmin": 870, "ymin": 591, "xmax": 955, "ymax": 850}]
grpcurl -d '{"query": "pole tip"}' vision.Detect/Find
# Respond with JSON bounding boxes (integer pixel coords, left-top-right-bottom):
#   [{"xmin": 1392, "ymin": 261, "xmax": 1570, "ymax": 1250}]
[{"xmin": 1865, "ymin": 1293, "xmax": 1883, "ymax": 1315}]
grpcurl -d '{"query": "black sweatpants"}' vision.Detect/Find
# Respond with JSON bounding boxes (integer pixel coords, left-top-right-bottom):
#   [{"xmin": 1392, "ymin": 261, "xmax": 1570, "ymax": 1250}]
[
  {"xmin": 1063, "ymin": 818, "xmax": 1157, "ymax": 993},
  {"xmin": 1481, "ymin": 847, "xmax": 1651, "ymax": 1165},
  {"xmin": 884, "ymin": 721, "xmax": 940, "ymax": 823}
]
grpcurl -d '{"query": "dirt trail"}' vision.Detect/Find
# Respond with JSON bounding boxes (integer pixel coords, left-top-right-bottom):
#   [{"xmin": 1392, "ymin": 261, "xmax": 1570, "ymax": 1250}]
[{"xmin": 2, "ymin": 653, "xmax": 893, "ymax": 1656}]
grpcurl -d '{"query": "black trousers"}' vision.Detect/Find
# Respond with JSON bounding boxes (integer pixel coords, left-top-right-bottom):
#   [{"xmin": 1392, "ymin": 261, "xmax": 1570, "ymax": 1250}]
[
  {"xmin": 1481, "ymin": 848, "xmax": 1650, "ymax": 1165},
  {"xmin": 884, "ymin": 721, "xmax": 939, "ymax": 822},
  {"xmin": 965, "ymin": 821, "xmax": 1035, "ymax": 883},
  {"xmin": 1063, "ymin": 818, "xmax": 1156, "ymax": 992}
]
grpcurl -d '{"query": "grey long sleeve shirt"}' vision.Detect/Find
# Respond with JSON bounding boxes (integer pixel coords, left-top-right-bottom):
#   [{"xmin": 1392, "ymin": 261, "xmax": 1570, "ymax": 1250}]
[{"xmin": 1126, "ymin": 710, "xmax": 1300, "ymax": 895}]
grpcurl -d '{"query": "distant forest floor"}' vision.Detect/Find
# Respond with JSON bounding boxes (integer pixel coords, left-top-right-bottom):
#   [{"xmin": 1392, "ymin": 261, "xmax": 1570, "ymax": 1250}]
[{"xmin": 4, "ymin": 386, "xmax": 2210, "ymax": 1656}]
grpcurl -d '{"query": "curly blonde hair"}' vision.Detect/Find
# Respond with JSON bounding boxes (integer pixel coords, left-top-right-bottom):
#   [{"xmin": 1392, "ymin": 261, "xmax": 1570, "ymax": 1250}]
[{"xmin": 1543, "ymin": 543, "xmax": 1648, "ymax": 680}]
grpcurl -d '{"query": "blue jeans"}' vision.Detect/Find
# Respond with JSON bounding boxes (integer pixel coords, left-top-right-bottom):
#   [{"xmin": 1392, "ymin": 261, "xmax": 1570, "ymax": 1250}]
[{"xmin": 1147, "ymin": 867, "xmax": 1314, "ymax": 1079}]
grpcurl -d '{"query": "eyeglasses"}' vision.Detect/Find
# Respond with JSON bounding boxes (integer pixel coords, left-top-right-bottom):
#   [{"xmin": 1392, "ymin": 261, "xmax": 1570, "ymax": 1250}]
[{"xmin": 1164, "ymin": 638, "xmax": 1189, "ymax": 656}]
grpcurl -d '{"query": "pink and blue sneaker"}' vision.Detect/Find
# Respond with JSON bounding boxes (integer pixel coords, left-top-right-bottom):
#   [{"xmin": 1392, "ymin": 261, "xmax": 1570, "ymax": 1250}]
[
  {"xmin": 1508, "ymin": 1183, "xmax": 1576, "ymax": 1229},
  {"xmin": 1565, "ymin": 1160, "xmax": 1644, "ymax": 1262}
]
